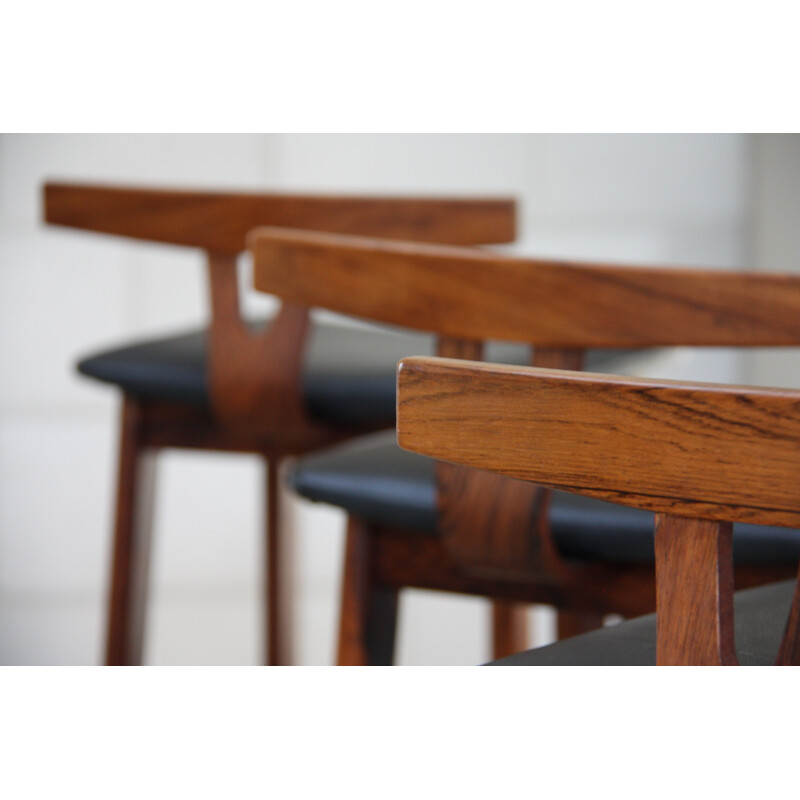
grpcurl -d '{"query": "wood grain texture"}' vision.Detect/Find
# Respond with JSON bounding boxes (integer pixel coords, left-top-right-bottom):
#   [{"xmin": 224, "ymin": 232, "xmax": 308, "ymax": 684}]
[
  {"xmin": 44, "ymin": 182, "xmax": 516, "ymax": 252},
  {"xmin": 397, "ymin": 358, "xmax": 800, "ymax": 528},
  {"xmin": 251, "ymin": 227, "xmax": 800, "ymax": 346},
  {"xmin": 654, "ymin": 515, "xmax": 736, "ymax": 666}
]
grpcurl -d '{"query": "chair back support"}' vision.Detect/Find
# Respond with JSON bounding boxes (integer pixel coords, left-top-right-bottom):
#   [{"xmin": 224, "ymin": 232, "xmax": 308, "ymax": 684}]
[
  {"xmin": 44, "ymin": 183, "xmax": 516, "ymax": 252},
  {"xmin": 250, "ymin": 226, "xmax": 800, "ymax": 347},
  {"xmin": 396, "ymin": 358, "xmax": 800, "ymax": 665},
  {"xmin": 251, "ymin": 226, "xmax": 800, "ymax": 576},
  {"xmin": 44, "ymin": 183, "xmax": 516, "ymax": 434}
]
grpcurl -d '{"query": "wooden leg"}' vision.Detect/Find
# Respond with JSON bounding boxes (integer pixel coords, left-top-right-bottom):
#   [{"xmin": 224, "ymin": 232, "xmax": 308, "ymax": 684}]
[
  {"xmin": 654, "ymin": 514, "xmax": 737, "ymax": 666},
  {"xmin": 491, "ymin": 602, "xmax": 529, "ymax": 660},
  {"xmin": 337, "ymin": 518, "xmax": 399, "ymax": 666},
  {"xmin": 265, "ymin": 456, "xmax": 293, "ymax": 666},
  {"xmin": 556, "ymin": 610, "xmax": 605, "ymax": 641},
  {"xmin": 105, "ymin": 397, "xmax": 157, "ymax": 666}
]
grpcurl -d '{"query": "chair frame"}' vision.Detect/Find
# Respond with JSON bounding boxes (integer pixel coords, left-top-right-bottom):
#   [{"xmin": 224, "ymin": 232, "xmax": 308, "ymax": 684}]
[
  {"xmin": 397, "ymin": 360, "xmax": 800, "ymax": 665},
  {"xmin": 250, "ymin": 226, "xmax": 800, "ymax": 664},
  {"xmin": 44, "ymin": 182, "xmax": 516, "ymax": 665}
]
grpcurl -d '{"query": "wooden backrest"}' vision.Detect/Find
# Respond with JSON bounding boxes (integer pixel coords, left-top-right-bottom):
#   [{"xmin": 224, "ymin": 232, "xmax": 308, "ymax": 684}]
[
  {"xmin": 43, "ymin": 183, "xmax": 515, "ymax": 431},
  {"xmin": 43, "ymin": 183, "xmax": 516, "ymax": 251},
  {"xmin": 397, "ymin": 359, "xmax": 800, "ymax": 528},
  {"xmin": 251, "ymin": 226, "xmax": 800, "ymax": 347},
  {"xmin": 251, "ymin": 226, "xmax": 800, "ymax": 575},
  {"xmin": 396, "ymin": 359, "xmax": 800, "ymax": 665}
]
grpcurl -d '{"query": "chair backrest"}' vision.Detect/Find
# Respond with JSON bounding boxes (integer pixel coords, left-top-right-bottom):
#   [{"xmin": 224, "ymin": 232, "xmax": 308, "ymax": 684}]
[
  {"xmin": 250, "ymin": 226, "xmax": 800, "ymax": 575},
  {"xmin": 396, "ymin": 358, "xmax": 800, "ymax": 665},
  {"xmin": 43, "ymin": 182, "xmax": 516, "ymax": 251},
  {"xmin": 43, "ymin": 183, "xmax": 516, "ymax": 430}
]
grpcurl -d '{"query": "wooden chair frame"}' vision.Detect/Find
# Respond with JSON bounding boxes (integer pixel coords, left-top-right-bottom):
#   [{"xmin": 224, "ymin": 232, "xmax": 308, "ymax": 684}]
[
  {"xmin": 44, "ymin": 182, "xmax": 516, "ymax": 665},
  {"xmin": 397, "ymin": 360, "xmax": 800, "ymax": 665},
  {"xmin": 250, "ymin": 226, "xmax": 800, "ymax": 664}
]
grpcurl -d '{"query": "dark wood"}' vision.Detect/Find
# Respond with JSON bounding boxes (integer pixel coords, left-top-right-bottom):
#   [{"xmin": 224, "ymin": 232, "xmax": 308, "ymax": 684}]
[
  {"xmin": 45, "ymin": 183, "xmax": 516, "ymax": 665},
  {"xmin": 44, "ymin": 183, "xmax": 516, "ymax": 251},
  {"xmin": 251, "ymin": 227, "xmax": 800, "ymax": 346},
  {"xmin": 250, "ymin": 228, "xmax": 800, "ymax": 663},
  {"xmin": 398, "ymin": 359, "xmax": 800, "ymax": 528},
  {"xmin": 654, "ymin": 515, "xmax": 737, "ymax": 666},
  {"xmin": 265, "ymin": 457, "xmax": 292, "ymax": 666},
  {"xmin": 367, "ymin": 525, "xmax": 796, "ymax": 616},
  {"xmin": 106, "ymin": 397, "xmax": 157, "ymax": 666},
  {"xmin": 557, "ymin": 611, "xmax": 606, "ymax": 640},
  {"xmin": 397, "ymin": 356, "xmax": 800, "ymax": 665},
  {"xmin": 337, "ymin": 518, "xmax": 399, "ymax": 666},
  {"xmin": 492, "ymin": 603, "xmax": 529, "ymax": 659}
]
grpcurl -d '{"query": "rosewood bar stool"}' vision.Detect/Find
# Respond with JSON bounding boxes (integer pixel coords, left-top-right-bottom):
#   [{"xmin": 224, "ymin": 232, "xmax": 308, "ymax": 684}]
[
  {"xmin": 398, "ymin": 359, "xmax": 800, "ymax": 666},
  {"xmin": 248, "ymin": 227, "xmax": 800, "ymax": 664},
  {"xmin": 43, "ymin": 182, "xmax": 516, "ymax": 665}
]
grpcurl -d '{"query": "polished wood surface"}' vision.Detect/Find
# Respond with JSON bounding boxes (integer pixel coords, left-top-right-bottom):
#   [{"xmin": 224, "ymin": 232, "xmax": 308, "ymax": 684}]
[
  {"xmin": 45, "ymin": 183, "xmax": 517, "ymax": 665},
  {"xmin": 397, "ymin": 358, "xmax": 800, "ymax": 665},
  {"xmin": 398, "ymin": 359, "xmax": 800, "ymax": 528},
  {"xmin": 654, "ymin": 515, "xmax": 736, "ymax": 666},
  {"xmin": 250, "ymin": 226, "xmax": 800, "ymax": 663},
  {"xmin": 251, "ymin": 226, "xmax": 800, "ymax": 346},
  {"xmin": 44, "ymin": 182, "xmax": 516, "ymax": 251}
]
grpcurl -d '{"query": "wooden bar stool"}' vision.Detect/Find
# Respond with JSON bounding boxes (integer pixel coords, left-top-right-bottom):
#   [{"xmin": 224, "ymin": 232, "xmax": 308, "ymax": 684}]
[
  {"xmin": 43, "ymin": 182, "xmax": 516, "ymax": 665},
  {"xmin": 398, "ymin": 360, "xmax": 800, "ymax": 666},
  {"xmin": 248, "ymin": 227, "xmax": 800, "ymax": 664}
]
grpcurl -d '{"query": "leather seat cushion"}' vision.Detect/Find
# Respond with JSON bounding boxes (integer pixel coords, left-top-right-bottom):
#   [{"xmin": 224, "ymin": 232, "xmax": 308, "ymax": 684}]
[
  {"xmin": 288, "ymin": 430, "xmax": 800, "ymax": 566},
  {"xmin": 78, "ymin": 319, "xmax": 637, "ymax": 427},
  {"xmin": 488, "ymin": 580, "xmax": 796, "ymax": 665}
]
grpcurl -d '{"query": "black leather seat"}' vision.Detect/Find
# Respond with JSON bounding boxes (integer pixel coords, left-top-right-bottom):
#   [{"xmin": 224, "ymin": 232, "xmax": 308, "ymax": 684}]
[
  {"xmin": 487, "ymin": 580, "xmax": 795, "ymax": 665},
  {"xmin": 289, "ymin": 430, "xmax": 800, "ymax": 566},
  {"xmin": 78, "ymin": 321, "xmax": 539, "ymax": 427}
]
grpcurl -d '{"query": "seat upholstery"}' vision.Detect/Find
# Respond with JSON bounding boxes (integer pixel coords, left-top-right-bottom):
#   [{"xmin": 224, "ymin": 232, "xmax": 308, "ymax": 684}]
[
  {"xmin": 77, "ymin": 321, "xmax": 537, "ymax": 427},
  {"xmin": 488, "ymin": 580, "xmax": 795, "ymax": 666},
  {"xmin": 289, "ymin": 430, "xmax": 800, "ymax": 566}
]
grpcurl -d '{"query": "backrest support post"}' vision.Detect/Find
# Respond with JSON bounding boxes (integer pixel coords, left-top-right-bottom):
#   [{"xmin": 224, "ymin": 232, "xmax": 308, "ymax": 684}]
[{"xmin": 654, "ymin": 514, "xmax": 737, "ymax": 665}]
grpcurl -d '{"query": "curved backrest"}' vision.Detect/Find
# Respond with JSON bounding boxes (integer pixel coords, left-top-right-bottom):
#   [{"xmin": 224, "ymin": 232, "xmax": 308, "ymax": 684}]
[
  {"xmin": 251, "ymin": 226, "xmax": 800, "ymax": 347},
  {"xmin": 251, "ymin": 226, "xmax": 800, "ymax": 575},
  {"xmin": 396, "ymin": 358, "xmax": 800, "ymax": 666},
  {"xmin": 43, "ymin": 183, "xmax": 516, "ymax": 252},
  {"xmin": 397, "ymin": 358, "xmax": 800, "ymax": 528}
]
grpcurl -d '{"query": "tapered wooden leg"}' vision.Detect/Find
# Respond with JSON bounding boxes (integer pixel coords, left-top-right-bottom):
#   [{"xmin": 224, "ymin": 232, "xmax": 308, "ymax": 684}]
[
  {"xmin": 105, "ymin": 397, "xmax": 157, "ymax": 666},
  {"xmin": 654, "ymin": 514, "xmax": 737, "ymax": 666},
  {"xmin": 556, "ymin": 610, "xmax": 605, "ymax": 641},
  {"xmin": 265, "ymin": 456, "xmax": 293, "ymax": 666},
  {"xmin": 337, "ymin": 518, "xmax": 399, "ymax": 666},
  {"xmin": 491, "ymin": 602, "xmax": 529, "ymax": 659}
]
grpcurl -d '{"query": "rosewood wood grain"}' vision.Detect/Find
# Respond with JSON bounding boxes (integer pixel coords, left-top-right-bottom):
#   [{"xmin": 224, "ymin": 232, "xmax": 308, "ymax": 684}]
[
  {"xmin": 106, "ymin": 397, "xmax": 157, "ymax": 666},
  {"xmin": 44, "ymin": 183, "xmax": 516, "ymax": 251},
  {"xmin": 398, "ymin": 359, "xmax": 800, "ymax": 528},
  {"xmin": 654, "ymin": 515, "xmax": 737, "ymax": 666},
  {"xmin": 251, "ymin": 227, "xmax": 800, "ymax": 346}
]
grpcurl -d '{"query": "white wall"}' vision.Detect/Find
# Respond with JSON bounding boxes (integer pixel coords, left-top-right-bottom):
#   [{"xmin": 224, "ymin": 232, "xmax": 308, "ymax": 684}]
[
  {"xmin": 746, "ymin": 134, "xmax": 800, "ymax": 388},
  {"xmin": 0, "ymin": 134, "xmax": 752, "ymax": 664}
]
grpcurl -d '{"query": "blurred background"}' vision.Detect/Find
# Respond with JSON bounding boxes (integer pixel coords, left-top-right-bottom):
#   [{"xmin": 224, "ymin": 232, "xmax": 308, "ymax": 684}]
[{"xmin": 1, "ymin": 133, "xmax": 798, "ymax": 665}]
